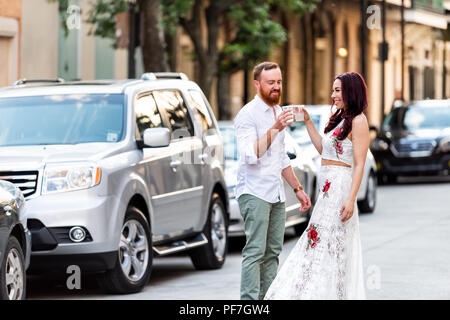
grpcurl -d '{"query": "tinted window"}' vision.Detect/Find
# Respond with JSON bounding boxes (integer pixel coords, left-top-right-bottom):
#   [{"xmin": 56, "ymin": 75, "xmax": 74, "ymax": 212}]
[
  {"xmin": 382, "ymin": 107, "xmax": 405, "ymax": 131},
  {"xmin": 135, "ymin": 94, "xmax": 164, "ymax": 138},
  {"xmin": 153, "ymin": 90, "xmax": 194, "ymax": 138},
  {"xmin": 0, "ymin": 94, "xmax": 124, "ymax": 146},
  {"xmin": 187, "ymin": 90, "xmax": 214, "ymax": 133},
  {"xmin": 383, "ymin": 105, "xmax": 450, "ymax": 131},
  {"xmin": 404, "ymin": 105, "xmax": 450, "ymax": 130}
]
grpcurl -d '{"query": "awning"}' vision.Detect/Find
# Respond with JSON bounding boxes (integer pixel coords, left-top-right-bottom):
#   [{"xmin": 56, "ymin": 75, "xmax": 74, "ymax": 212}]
[
  {"xmin": 383, "ymin": 0, "xmax": 412, "ymax": 8},
  {"xmin": 404, "ymin": 9, "xmax": 448, "ymax": 29}
]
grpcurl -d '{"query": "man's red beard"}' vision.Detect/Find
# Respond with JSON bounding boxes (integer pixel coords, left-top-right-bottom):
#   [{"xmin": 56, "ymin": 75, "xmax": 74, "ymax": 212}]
[{"xmin": 261, "ymin": 88, "xmax": 282, "ymax": 105}]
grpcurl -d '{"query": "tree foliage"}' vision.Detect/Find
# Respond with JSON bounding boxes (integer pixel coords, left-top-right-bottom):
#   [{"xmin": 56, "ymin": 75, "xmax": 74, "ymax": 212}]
[
  {"xmin": 49, "ymin": 0, "xmax": 319, "ymax": 114},
  {"xmin": 84, "ymin": 0, "xmax": 129, "ymax": 39},
  {"xmin": 51, "ymin": 0, "xmax": 318, "ymax": 68}
]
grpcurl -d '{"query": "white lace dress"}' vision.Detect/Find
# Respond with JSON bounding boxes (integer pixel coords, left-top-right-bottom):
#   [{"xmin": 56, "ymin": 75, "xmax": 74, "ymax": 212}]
[{"xmin": 264, "ymin": 122, "xmax": 366, "ymax": 300}]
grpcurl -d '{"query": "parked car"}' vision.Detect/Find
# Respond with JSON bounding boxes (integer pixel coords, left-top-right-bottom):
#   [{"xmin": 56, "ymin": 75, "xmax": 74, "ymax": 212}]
[
  {"xmin": 0, "ymin": 73, "xmax": 228, "ymax": 294},
  {"xmin": 0, "ymin": 180, "xmax": 31, "ymax": 300},
  {"xmin": 218, "ymin": 121, "xmax": 317, "ymax": 237},
  {"xmin": 370, "ymin": 99, "xmax": 450, "ymax": 183},
  {"xmin": 288, "ymin": 105, "xmax": 377, "ymax": 213}
]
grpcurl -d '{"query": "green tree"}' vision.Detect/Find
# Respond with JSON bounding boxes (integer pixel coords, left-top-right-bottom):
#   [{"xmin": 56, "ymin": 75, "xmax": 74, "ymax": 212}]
[
  {"xmin": 50, "ymin": 0, "xmax": 319, "ymax": 118},
  {"xmin": 161, "ymin": 0, "xmax": 318, "ymax": 118}
]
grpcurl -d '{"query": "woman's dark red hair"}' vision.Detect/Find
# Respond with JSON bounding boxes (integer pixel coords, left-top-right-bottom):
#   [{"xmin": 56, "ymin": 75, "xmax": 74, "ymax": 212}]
[{"xmin": 324, "ymin": 72, "xmax": 368, "ymax": 140}]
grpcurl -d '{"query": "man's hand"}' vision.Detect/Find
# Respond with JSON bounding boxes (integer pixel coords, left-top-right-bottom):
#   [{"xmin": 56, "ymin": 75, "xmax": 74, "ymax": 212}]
[
  {"xmin": 273, "ymin": 110, "xmax": 294, "ymax": 131},
  {"xmin": 295, "ymin": 190, "xmax": 311, "ymax": 212}
]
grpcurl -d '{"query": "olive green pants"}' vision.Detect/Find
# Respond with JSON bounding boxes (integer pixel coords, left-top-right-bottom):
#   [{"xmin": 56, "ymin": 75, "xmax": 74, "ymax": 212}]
[{"xmin": 238, "ymin": 193, "xmax": 286, "ymax": 300}]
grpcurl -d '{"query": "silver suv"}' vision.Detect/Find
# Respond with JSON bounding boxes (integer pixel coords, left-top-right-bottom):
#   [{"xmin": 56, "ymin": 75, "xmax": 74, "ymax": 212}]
[{"xmin": 0, "ymin": 73, "xmax": 229, "ymax": 294}]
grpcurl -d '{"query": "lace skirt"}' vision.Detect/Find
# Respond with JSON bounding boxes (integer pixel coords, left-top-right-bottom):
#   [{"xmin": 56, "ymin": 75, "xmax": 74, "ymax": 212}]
[{"xmin": 264, "ymin": 165, "xmax": 366, "ymax": 300}]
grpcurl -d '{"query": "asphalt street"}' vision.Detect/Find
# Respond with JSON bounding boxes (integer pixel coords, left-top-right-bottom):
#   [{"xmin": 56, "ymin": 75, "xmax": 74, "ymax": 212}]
[{"xmin": 27, "ymin": 176, "xmax": 450, "ymax": 300}]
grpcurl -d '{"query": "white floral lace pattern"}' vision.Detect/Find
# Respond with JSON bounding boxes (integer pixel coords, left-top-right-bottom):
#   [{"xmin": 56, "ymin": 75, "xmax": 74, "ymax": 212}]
[{"xmin": 264, "ymin": 165, "xmax": 366, "ymax": 300}]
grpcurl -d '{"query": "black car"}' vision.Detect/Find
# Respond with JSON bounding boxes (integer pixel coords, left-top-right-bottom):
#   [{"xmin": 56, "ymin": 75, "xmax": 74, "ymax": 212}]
[
  {"xmin": 370, "ymin": 100, "xmax": 450, "ymax": 183},
  {"xmin": 0, "ymin": 180, "xmax": 31, "ymax": 300}
]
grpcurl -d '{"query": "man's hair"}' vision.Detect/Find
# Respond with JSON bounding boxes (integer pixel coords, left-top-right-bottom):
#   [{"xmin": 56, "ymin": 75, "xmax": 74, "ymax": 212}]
[{"xmin": 253, "ymin": 62, "xmax": 280, "ymax": 80}]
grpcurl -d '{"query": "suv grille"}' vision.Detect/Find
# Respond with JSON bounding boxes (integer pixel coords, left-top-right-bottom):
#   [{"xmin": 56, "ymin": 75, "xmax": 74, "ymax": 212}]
[
  {"xmin": 0, "ymin": 171, "xmax": 39, "ymax": 198},
  {"xmin": 394, "ymin": 142, "xmax": 434, "ymax": 153}
]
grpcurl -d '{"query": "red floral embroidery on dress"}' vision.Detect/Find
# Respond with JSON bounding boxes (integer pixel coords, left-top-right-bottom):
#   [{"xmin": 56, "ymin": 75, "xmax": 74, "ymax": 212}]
[
  {"xmin": 322, "ymin": 179, "xmax": 331, "ymax": 198},
  {"xmin": 332, "ymin": 127, "xmax": 344, "ymax": 159},
  {"xmin": 306, "ymin": 224, "xmax": 321, "ymax": 250},
  {"xmin": 332, "ymin": 127, "xmax": 341, "ymax": 137}
]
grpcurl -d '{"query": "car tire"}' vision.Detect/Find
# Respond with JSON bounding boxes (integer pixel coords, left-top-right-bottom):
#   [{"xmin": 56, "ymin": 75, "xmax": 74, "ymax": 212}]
[
  {"xmin": 358, "ymin": 171, "xmax": 377, "ymax": 213},
  {"xmin": 97, "ymin": 207, "xmax": 152, "ymax": 294},
  {"xmin": 386, "ymin": 174, "xmax": 397, "ymax": 184},
  {"xmin": 0, "ymin": 236, "xmax": 26, "ymax": 300},
  {"xmin": 378, "ymin": 173, "xmax": 397, "ymax": 185},
  {"xmin": 190, "ymin": 193, "xmax": 228, "ymax": 270}
]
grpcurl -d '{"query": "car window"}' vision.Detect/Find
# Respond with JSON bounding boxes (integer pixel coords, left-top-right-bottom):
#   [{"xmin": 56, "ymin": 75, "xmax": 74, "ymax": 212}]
[
  {"xmin": 135, "ymin": 94, "xmax": 164, "ymax": 138},
  {"xmin": 289, "ymin": 114, "xmax": 321, "ymax": 145},
  {"xmin": 404, "ymin": 106, "xmax": 450, "ymax": 130},
  {"xmin": 0, "ymin": 94, "xmax": 124, "ymax": 146},
  {"xmin": 382, "ymin": 107, "xmax": 405, "ymax": 131},
  {"xmin": 153, "ymin": 90, "xmax": 194, "ymax": 139},
  {"xmin": 219, "ymin": 127, "xmax": 238, "ymax": 160},
  {"xmin": 187, "ymin": 90, "xmax": 215, "ymax": 134}
]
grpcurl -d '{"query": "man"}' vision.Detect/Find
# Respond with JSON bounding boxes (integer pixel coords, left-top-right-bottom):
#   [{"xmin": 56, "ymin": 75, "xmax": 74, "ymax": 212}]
[{"xmin": 234, "ymin": 61, "xmax": 312, "ymax": 300}]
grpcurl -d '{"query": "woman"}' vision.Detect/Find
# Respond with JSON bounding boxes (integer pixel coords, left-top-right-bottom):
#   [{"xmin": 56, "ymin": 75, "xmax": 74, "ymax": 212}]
[{"xmin": 264, "ymin": 72, "xmax": 369, "ymax": 300}]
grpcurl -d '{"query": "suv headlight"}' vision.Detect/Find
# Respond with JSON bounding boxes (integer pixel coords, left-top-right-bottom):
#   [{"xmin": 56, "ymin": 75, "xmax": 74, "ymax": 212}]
[
  {"xmin": 438, "ymin": 136, "xmax": 450, "ymax": 153},
  {"xmin": 42, "ymin": 163, "xmax": 101, "ymax": 195},
  {"xmin": 370, "ymin": 139, "xmax": 389, "ymax": 151}
]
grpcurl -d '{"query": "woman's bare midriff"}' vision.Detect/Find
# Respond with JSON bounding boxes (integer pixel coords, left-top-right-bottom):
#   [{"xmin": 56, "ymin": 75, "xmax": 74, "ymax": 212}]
[{"xmin": 321, "ymin": 159, "xmax": 351, "ymax": 168}]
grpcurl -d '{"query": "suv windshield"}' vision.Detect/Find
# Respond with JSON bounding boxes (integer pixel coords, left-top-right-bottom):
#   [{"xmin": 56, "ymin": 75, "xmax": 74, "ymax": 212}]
[
  {"xmin": 383, "ymin": 104, "xmax": 450, "ymax": 131},
  {"xmin": 0, "ymin": 94, "xmax": 125, "ymax": 146}
]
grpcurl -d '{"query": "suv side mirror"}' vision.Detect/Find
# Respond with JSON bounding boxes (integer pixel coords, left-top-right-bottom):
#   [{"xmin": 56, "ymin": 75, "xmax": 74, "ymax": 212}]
[
  {"xmin": 287, "ymin": 151, "xmax": 297, "ymax": 160},
  {"xmin": 142, "ymin": 127, "xmax": 171, "ymax": 148}
]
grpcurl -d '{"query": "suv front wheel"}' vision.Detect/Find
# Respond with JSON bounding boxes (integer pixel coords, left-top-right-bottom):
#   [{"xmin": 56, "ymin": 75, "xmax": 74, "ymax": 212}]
[
  {"xmin": 190, "ymin": 193, "xmax": 228, "ymax": 270},
  {"xmin": 0, "ymin": 236, "xmax": 26, "ymax": 300},
  {"xmin": 98, "ymin": 207, "xmax": 152, "ymax": 294}
]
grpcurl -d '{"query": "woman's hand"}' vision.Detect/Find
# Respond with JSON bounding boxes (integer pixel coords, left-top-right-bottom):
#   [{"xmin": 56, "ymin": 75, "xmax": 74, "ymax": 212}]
[
  {"xmin": 301, "ymin": 107, "xmax": 311, "ymax": 122},
  {"xmin": 340, "ymin": 198, "xmax": 355, "ymax": 222}
]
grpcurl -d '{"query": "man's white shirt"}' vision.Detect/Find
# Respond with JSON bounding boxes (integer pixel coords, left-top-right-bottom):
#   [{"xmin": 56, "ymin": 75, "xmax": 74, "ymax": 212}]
[{"xmin": 234, "ymin": 94, "xmax": 291, "ymax": 203}]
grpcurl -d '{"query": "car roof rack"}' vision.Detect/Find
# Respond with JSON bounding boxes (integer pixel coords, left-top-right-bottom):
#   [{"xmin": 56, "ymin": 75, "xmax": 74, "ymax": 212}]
[
  {"xmin": 141, "ymin": 72, "xmax": 189, "ymax": 81},
  {"xmin": 13, "ymin": 78, "xmax": 65, "ymax": 86}
]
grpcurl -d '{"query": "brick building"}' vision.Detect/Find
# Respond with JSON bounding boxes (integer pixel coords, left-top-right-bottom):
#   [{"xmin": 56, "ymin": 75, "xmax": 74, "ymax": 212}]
[{"xmin": 0, "ymin": 0, "xmax": 21, "ymax": 87}]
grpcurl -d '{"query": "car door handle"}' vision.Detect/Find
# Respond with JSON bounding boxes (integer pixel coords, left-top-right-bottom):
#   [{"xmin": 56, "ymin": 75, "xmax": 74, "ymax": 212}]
[
  {"xmin": 170, "ymin": 160, "xmax": 182, "ymax": 168},
  {"xmin": 198, "ymin": 153, "xmax": 208, "ymax": 160}
]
